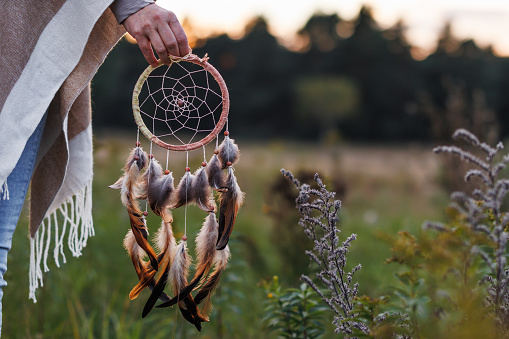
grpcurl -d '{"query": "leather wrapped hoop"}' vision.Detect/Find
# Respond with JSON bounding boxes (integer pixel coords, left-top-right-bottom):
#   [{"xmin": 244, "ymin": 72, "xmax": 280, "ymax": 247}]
[{"xmin": 132, "ymin": 54, "xmax": 230, "ymax": 151}]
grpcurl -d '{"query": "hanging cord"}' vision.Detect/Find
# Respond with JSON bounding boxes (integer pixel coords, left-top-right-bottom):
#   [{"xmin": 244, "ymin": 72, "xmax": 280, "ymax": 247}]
[{"xmin": 203, "ymin": 145, "xmax": 207, "ymax": 163}]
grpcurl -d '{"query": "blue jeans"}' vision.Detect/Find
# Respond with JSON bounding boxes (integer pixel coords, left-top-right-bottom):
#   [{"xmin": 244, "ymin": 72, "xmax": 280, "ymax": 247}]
[{"xmin": 0, "ymin": 115, "xmax": 46, "ymax": 336}]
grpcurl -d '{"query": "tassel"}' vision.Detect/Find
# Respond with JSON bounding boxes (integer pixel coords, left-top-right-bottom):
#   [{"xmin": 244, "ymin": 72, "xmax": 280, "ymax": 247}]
[
  {"xmin": 140, "ymin": 159, "xmax": 175, "ymax": 222},
  {"xmin": 217, "ymin": 136, "xmax": 239, "ymax": 169},
  {"xmin": 206, "ymin": 154, "xmax": 226, "ymax": 191},
  {"xmin": 194, "ymin": 245, "xmax": 231, "ymax": 315},
  {"xmin": 217, "ymin": 167, "xmax": 244, "ymax": 250},
  {"xmin": 192, "ymin": 167, "xmax": 215, "ymax": 213}
]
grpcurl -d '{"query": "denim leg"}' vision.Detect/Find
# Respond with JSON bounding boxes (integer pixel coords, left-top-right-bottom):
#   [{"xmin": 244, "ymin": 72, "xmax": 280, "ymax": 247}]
[{"xmin": 0, "ymin": 115, "xmax": 46, "ymax": 336}]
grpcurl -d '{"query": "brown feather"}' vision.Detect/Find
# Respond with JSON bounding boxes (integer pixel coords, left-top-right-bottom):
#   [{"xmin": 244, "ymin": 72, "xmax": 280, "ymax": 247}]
[
  {"xmin": 194, "ymin": 245, "xmax": 230, "ymax": 315},
  {"xmin": 217, "ymin": 167, "xmax": 244, "ymax": 250},
  {"xmin": 217, "ymin": 136, "xmax": 239, "ymax": 169},
  {"xmin": 170, "ymin": 172, "xmax": 195, "ymax": 209},
  {"xmin": 109, "ymin": 146, "xmax": 147, "ymax": 193},
  {"xmin": 206, "ymin": 154, "xmax": 226, "ymax": 191},
  {"xmin": 130, "ymin": 220, "xmax": 177, "ymax": 300},
  {"xmin": 124, "ymin": 230, "xmax": 157, "ymax": 300},
  {"xmin": 192, "ymin": 167, "xmax": 215, "ymax": 213},
  {"xmin": 156, "ymin": 214, "xmax": 217, "ymax": 309},
  {"xmin": 168, "ymin": 241, "xmax": 208, "ymax": 328},
  {"xmin": 142, "ymin": 159, "xmax": 175, "ymax": 222},
  {"xmin": 128, "ymin": 205, "xmax": 159, "ymax": 270}
]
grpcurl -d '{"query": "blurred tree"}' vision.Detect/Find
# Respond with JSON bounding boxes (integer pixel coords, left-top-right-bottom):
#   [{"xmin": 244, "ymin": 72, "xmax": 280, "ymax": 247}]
[
  {"xmin": 90, "ymin": 9, "xmax": 509, "ymax": 142},
  {"xmin": 194, "ymin": 16, "xmax": 296, "ymax": 138},
  {"xmin": 295, "ymin": 76, "xmax": 358, "ymax": 141}
]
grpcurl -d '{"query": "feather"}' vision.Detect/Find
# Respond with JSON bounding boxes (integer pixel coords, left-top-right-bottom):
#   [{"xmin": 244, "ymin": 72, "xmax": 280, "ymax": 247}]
[
  {"xmin": 195, "ymin": 214, "xmax": 219, "ymax": 280},
  {"xmin": 179, "ymin": 294, "xmax": 209, "ymax": 331},
  {"xmin": 142, "ymin": 260, "xmax": 171, "ymax": 318},
  {"xmin": 141, "ymin": 159, "xmax": 175, "ymax": 222},
  {"xmin": 166, "ymin": 241, "xmax": 206, "ymax": 325},
  {"xmin": 194, "ymin": 245, "xmax": 231, "ymax": 315},
  {"xmin": 128, "ymin": 205, "xmax": 159, "ymax": 270},
  {"xmin": 130, "ymin": 220, "xmax": 177, "ymax": 300},
  {"xmin": 140, "ymin": 219, "xmax": 179, "ymax": 316},
  {"xmin": 170, "ymin": 172, "xmax": 195, "ymax": 209},
  {"xmin": 192, "ymin": 167, "xmax": 215, "ymax": 213},
  {"xmin": 157, "ymin": 241, "xmax": 209, "ymax": 330},
  {"xmin": 206, "ymin": 154, "xmax": 226, "ymax": 191},
  {"xmin": 169, "ymin": 241, "xmax": 191, "ymax": 298},
  {"xmin": 156, "ymin": 213, "xmax": 219, "ymax": 308},
  {"xmin": 217, "ymin": 136, "xmax": 239, "ymax": 169},
  {"xmin": 111, "ymin": 146, "xmax": 158, "ymax": 270},
  {"xmin": 124, "ymin": 230, "xmax": 159, "ymax": 301},
  {"xmin": 217, "ymin": 167, "xmax": 244, "ymax": 250},
  {"xmin": 109, "ymin": 146, "xmax": 147, "ymax": 194}
]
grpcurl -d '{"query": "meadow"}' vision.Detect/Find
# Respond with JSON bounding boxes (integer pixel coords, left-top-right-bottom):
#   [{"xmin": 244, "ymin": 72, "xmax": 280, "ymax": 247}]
[{"xmin": 2, "ymin": 135, "xmax": 448, "ymax": 338}]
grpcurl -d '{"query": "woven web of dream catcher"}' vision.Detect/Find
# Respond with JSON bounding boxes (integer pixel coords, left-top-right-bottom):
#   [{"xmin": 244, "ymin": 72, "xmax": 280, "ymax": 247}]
[{"xmin": 137, "ymin": 60, "xmax": 224, "ymax": 148}]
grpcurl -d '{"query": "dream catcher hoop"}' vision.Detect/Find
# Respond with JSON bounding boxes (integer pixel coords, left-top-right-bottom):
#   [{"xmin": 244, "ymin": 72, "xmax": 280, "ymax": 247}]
[
  {"xmin": 110, "ymin": 54, "xmax": 243, "ymax": 332},
  {"xmin": 132, "ymin": 54, "xmax": 230, "ymax": 151}
]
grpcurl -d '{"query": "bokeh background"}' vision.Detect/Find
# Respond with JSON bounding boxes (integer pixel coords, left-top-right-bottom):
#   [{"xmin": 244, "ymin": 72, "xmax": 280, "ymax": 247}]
[{"xmin": 4, "ymin": 1, "xmax": 509, "ymax": 338}]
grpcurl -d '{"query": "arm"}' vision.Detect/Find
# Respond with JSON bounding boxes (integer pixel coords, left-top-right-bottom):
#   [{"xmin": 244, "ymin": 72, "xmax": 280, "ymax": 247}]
[{"xmin": 112, "ymin": 1, "xmax": 191, "ymax": 66}]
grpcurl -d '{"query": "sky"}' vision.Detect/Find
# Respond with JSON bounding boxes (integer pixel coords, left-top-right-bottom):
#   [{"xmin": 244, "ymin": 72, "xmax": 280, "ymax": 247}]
[{"xmin": 158, "ymin": 0, "xmax": 509, "ymax": 56}]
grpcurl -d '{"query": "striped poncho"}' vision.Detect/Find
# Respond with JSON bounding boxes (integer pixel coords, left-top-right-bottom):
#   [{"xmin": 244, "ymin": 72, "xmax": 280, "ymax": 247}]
[{"xmin": 0, "ymin": 0, "xmax": 125, "ymax": 301}]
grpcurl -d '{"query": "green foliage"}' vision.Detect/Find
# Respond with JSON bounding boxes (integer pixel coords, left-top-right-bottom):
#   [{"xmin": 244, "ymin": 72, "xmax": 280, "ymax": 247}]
[{"xmin": 261, "ymin": 276, "xmax": 328, "ymax": 339}]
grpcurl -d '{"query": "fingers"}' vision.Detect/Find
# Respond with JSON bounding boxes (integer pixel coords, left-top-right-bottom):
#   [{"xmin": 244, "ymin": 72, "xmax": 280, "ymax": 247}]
[
  {"xmin": 168, "ymin": 16, "xmax": 191, "ymax": 56},
  {"xmin": 156, "ymin": 24, "xmax": 180, "ymax": 60},
  {"xmin": 136, "ymin": 36, "xmax": 159, "ymax": 67},
  {"xmin": 123, "ymin": 4, "xmax": 191, "ymax": 66}
]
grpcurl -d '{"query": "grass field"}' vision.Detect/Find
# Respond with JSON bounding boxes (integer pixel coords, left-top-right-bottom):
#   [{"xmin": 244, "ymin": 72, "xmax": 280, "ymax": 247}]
[{"xmin": 2, "ymin": 135, "xmax": 448, "ymax": 338}]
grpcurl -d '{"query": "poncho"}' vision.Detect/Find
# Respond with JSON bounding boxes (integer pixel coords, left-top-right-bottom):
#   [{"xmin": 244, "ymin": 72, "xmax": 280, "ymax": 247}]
[{"xmin": 0, "ymin": 0, "xmax": 125, "ymax": 301}]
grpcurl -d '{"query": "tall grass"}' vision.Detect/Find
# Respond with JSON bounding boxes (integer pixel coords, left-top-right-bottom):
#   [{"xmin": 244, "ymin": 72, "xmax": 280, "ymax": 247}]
[{"xmin": 3, "ymin": 135, "xmax": 445, "ymax": 338}]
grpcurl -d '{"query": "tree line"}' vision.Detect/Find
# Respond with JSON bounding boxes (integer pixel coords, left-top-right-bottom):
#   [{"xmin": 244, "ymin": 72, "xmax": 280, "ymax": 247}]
[{"xmin": 92, "ymin": 6, "xmax": 509, "ymax": 142}]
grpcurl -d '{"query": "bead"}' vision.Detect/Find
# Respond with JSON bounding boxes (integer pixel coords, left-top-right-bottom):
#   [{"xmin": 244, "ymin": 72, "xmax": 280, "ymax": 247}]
[
  {"xmin": 202, "ymin": 161, "xmax": 207, "ymax": 167},
  {"xmin": 149, "ymin": 154, "xmax": 154, "ymax": 159},
  {"xmin": 182, "ymin": 235, "xmax": 188, "ymax": 241},
  {"xmin": 164, "ymin": 169, "xmax": 170, "ymax": 175},
  {"xmin": 185, "ymin": 167, "xmax": 191, "ymax": 172},
  {"xmin": 143, "ymin": 211, "xmax": 148, "ymax": 216},
  {"xmin": 134, "ymin": 155, "xmax": 140, "ymax": 160},
  {"xmin": 178, "ymin": 99, "xmax": 184, "ymax": 107},
  {"xmin": 214, "ymin": 150, "xmax": 219, "ymax": 154},
  {"xmin": 136, "ymin": 141, "xmax": 141, "ymax": 147},
  {"xmin": 226, "ymin": 161, "xmax": 232, "ymax": 166},
  {"xmin": 224, "ymin": 131, "xmax": 229, "ymax": 136}
]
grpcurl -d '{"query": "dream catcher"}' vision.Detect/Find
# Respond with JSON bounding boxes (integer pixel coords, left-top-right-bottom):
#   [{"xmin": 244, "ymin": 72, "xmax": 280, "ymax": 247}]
[{"xmin": 110, "ymin": 54, "xmax": 244, "ymax": 331}]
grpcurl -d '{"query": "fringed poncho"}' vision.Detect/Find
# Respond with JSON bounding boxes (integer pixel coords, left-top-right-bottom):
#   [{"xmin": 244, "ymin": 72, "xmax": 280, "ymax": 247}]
[{"xmin": 0, "ymin": 0, "xmax": 125, "ymax": 301}]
